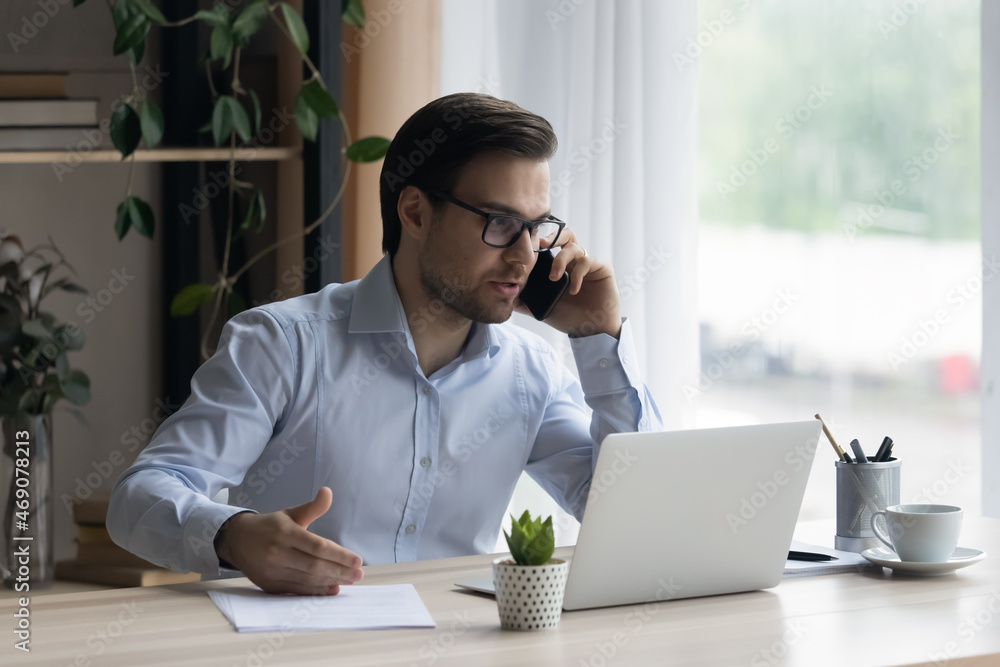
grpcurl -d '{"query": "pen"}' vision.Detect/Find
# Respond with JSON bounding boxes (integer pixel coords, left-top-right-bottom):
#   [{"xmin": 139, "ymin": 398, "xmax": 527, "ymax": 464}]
[
  {"xmin": 874, "ymin": 436, "xmax": 893, "ymax": 462},
  {"xmin": 815, "ymin": 414, "xmax": 849, "ymax": 462},
  {"xmin": 882, "ymin": 440, "xmax": 895, "ymax": 462},
  {"xmin": 850, "ymin": 439, "xmax": 867, "ymax": 464},
  {"xmin": 788, "ymin": 550, "xmax": 838, "ymax": 562}
]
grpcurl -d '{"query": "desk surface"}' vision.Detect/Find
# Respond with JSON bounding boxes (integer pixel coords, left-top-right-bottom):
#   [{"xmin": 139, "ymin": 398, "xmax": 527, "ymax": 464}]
[{"xmin": 3, "ymin": 518, "xmax": 998, "ymax": 667}]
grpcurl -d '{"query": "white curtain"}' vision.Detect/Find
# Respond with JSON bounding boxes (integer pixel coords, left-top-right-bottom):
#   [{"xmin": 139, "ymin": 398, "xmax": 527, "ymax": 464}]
[
  {"xmin": 982, "ymin": 2, "xmax": 999, "ymax": 518},
  {"xmin": 439, "ymin": 0, "xmax": 701, "ymax": 542}
]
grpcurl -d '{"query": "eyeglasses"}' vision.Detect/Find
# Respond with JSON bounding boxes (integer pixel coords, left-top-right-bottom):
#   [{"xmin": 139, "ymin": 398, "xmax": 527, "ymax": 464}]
[{"xmin": 426, "ymin": 189, "xmax": 565, "ymax": 252}]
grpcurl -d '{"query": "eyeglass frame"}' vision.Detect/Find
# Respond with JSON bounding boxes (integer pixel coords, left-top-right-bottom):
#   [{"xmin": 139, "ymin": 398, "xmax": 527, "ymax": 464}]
[{"xmin": 424, "ymin": 189, "xmax": 566, "ymax": 252}]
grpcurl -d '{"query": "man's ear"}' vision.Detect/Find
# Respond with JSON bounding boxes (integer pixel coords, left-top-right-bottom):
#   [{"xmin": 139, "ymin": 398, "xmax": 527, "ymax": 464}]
[{"xmin": 397, "ymin": 186, "xmax": 432, "ymax": 243}]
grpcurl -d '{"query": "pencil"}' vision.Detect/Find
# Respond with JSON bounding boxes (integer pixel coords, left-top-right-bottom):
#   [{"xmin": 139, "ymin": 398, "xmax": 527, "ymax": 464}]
[{"xmin": 815, "ymin": 413, "xmax": 848, "ymax": 462}]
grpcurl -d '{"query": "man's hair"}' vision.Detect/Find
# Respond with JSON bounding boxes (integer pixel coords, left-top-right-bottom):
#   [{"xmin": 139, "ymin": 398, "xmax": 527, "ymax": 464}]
[{"xmin": 379, "ymin": 93, "xmax": 558, "ymax": 257}]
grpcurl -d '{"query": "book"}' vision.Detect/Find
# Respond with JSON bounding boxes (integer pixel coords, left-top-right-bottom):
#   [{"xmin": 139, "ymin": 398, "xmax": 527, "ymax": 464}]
[
  {"xmin": 55, "ymin": 560, "xmax": 201, "ymax": 588},
  {"xmin": 0, "ymin": 127, "xmax": 101, "ymax": 151},
  {"xmin": 69, "ymin": 496, "xmax": 110, "ymax": 526},
  {"xmin": 0, "ymin": 74, "xmax": 68, "ymax": 99},
  {"xmin": 77, "ymin": 524, "xmax": 113, "ymax": 545},
  {"xmin": 76, "ymin": 542, "xmax": 157, "ymax": 569},
  {"xmin": 0, "ymin": 99, "xmax": 98, "ymax": 127}
]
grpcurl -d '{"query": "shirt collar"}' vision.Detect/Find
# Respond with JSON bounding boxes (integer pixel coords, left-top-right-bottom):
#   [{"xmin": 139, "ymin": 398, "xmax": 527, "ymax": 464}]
[
  {"xmin": 348, "ymin": 255, "xmax": 408, "ymax": 334},
  {"xmin": 347, "ymin": 254, "xmax": 501, "ymax": 359}
]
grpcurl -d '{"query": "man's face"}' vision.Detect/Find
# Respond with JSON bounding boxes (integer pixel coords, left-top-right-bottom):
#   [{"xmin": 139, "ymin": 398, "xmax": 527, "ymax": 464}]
[{"xmin": 418, "ymin": 153, "xmax": 551, "ymax": 325}]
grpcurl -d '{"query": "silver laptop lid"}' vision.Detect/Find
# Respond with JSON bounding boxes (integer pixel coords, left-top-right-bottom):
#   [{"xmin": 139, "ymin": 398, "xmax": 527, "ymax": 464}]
[{"xmin": 561, "ymin": 420, "xmax": 821, "ymax": 611}]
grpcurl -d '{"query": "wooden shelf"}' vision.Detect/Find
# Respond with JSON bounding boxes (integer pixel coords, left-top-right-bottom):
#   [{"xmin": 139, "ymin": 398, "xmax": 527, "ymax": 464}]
[{"xmin": 0, "ymin": 146, "xmax": 300, "ymax": 164}]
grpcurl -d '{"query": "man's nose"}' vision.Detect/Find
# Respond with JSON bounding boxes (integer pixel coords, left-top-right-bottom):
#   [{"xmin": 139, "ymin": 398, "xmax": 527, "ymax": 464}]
[{"xmin": 503, "ymin": 226, "xmax": 536, "ymax": 266}]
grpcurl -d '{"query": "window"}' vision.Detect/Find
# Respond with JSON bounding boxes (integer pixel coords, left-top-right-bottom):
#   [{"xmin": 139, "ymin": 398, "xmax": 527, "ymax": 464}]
[{"xmin": 696, "ymin": 0, "xmax": 981, "ymax": 519}]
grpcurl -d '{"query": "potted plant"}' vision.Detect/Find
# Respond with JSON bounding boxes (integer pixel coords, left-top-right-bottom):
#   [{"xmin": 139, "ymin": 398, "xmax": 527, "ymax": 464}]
[
  {"xmin": 0, "ymin": 234, "xmax": 90, "ymax": 588},
  {"xmin": 79, "ymin": 0, "xmax": 390, "ymax": 360},
  {"xmin": 493, "ymin": 510, "xmax": 569, "ymax": 631}
]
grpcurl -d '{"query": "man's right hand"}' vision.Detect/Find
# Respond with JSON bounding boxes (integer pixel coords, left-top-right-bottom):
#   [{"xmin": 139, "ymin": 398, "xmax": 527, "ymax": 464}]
[{"xmin": 216, "ymin": 486, "xmax": 364, "ymax": 595}]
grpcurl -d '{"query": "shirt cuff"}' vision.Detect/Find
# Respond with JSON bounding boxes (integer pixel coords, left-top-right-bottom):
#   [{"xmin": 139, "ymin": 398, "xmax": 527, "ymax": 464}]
[
  {"xmin": 570, "ymin": 317, "xmax": 644, "ymax": 395},
  {"xmin": 182, "ymin": 503, "xmax": 258, "ymax": 574}
]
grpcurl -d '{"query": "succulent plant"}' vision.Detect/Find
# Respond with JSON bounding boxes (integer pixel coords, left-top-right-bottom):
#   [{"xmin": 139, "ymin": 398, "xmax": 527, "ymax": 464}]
[{"xmin": 503, "ymin": 510, "xmax": 555, "ymax": 566}]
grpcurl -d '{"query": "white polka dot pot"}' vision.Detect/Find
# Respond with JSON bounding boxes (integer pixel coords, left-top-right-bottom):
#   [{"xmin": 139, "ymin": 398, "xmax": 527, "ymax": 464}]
[{"xmin": 492, "ymin": 557, "xmax": 569, "ymax": 631}]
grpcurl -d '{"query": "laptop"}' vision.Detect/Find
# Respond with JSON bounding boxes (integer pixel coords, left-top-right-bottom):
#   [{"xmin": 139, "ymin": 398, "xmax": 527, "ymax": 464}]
[{"xmin": 456, "ymin": 420, "xmax": 822, "ymax": 610}]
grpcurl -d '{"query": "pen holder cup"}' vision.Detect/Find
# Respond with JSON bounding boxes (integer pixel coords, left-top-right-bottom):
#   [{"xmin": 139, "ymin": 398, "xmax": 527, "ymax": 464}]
[{"xmin": 834, "ymin": 458, "xmax": 901, "ymax": 553}]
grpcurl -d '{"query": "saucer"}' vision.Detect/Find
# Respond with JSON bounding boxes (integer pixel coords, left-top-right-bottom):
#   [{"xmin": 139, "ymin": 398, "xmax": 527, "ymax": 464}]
[{"xmin": 861, "ymin": 546, "xmax": 987, "ymax": 575}]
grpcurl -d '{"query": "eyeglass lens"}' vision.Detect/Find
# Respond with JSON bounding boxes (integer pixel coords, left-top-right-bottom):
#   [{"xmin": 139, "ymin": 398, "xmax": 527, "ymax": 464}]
[{"xmin": 484, "ymin": 217, "xmax": 561, "ymax": 250}]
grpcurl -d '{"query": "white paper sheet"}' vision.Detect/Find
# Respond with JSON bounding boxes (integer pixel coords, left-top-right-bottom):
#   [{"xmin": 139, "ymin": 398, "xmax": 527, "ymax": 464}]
[
  {"xmin": 207, "ymin": 584, "xmax": 437, "ymax": 633},
  {"xmin": 782, "ymin": 540, "xmax": 873, "ymax": 578}
]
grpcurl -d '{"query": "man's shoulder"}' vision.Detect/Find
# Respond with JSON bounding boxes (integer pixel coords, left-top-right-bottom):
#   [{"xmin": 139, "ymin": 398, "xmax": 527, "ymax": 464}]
[{"xmin": 255, "ymin": 280, "xmax": 358, "ymax": 328}]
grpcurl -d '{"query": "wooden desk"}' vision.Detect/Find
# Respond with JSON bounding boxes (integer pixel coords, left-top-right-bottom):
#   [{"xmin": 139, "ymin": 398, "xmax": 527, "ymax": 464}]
[{"xmin": 3, "ymin": 518, "xmax": 998, "ymax": 666}]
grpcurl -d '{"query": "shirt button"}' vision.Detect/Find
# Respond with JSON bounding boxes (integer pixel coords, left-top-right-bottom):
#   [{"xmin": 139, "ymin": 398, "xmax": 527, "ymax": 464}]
[
  {"xmin": 405, "ymin": 524, "xmax": 416, "ymax": 535},
  {"xmin": 599, "ymin": 359, "xmax": 609, "ymax": 368},
  {"xmin": 422, "ymin": 386, "xmax": 432, "ymax": 395},
  {"xmin": 420, "ymin": 457, "xmax": 431, "ymax": 468},
  {"xmin": 623, "ymin": 355, "xmax": 630, "ymax": 363}
]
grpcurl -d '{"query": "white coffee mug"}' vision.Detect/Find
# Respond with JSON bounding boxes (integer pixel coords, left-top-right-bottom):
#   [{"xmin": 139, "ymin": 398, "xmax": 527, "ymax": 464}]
[{"xmin": 871, "ymin": 504, "xmax": 963, "ymax": 563}]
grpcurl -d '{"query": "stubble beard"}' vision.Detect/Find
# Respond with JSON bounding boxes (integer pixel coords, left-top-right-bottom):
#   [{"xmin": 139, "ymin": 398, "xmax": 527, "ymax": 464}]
[{"xmin": 418, "ymin": 256, "xmax": 515, "ymax": 326}]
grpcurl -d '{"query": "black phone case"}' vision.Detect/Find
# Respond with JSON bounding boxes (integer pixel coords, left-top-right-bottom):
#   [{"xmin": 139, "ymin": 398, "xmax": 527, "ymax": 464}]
[{"xmin": 520, "ymin": 250, "xmax": 569, "ymax": 321}]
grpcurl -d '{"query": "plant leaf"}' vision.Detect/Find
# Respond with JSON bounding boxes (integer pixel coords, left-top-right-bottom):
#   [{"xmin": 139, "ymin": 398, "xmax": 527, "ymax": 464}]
[
  {"xmin": 240, "ymin": 190, "xmax": 259, "ymax": 232},
  {"xmin": 231, "ymin": 0, "xmax": 269, "ymax": 47},
  {"xmin": 299, "ymin": 79, "xmax": 339, "ymax": 118},
  {"xmin": 21, "ymin": 319, "xmax": 49, "ymax": 339},
  {"xmin": 55, "ymin": 353, "xmax": 69, "ymax": 378},
  {"xmin": 41, "ymin": 278, "xmax": 67, "ymax": 299},
  {"xmin": 211, "ymin": 96, "xmax": 233, "ymax": 146},
  {"xmin": 18, "ymin": 390, "xmax": 42, "ymax": 415},
  {"xmin": 227, "ymin": 97, "xmax": 252, "ymax": 142},
  {"xmin": 295, "ymin": 91, "xmax": 318, "ymax": 141},
  {"xmin": 239, "ymin": 187, "xmax": 267, "ymax": 232},
  {"xmin": 59, "ymin": 369, "xmax": 91, "ymax": 406},
  {"xmin": 505, "ymin": 510, "xmax": 554, "ymax": 565},
  {"xmin": 115, "ymin": 198, "xmax": 132, "ymax": 240},
  {"xmin": 194, "ymin": 8, "xmax": 228, "ymax": 26},
  {"xmin": 341, "ymin": 0, "xmax": 365, "ymax": 28},
  {"xmin": 280, "ymin": 3, "xmax": 310, "ymax": 56},
  {"xmin": 110, "ymin": 103, "xmax": 142, "ymax": 159},
  {"xmin": 127, "ymin": 196, "xmax": 155, "ymax": 238},
  {"xmin": 129, "ymin": 38, "xmax": 146, "ymax": 66},
  {"xmin": 113, "ymin": 12, "xmax": 150, "ymax": 56},
  {"xmin": 53, "ymin": 323, "xmax": 86, "ymax": 351},
  {"xmin": 140, "ymin": 98, "xmax": 164, "ymax": 148},
  {"xmin": 171, "ymin": 283, "xmax": 216, "ymax": 317},
  {"xmin": 249, "ymin": 89, "xmax": 261, "ymax": 135},
  {"xmin": 0, "ymin": 294, "xmax": 22, "ymax": 332},
  {"xmin": 111, "ymin": 0, "xmax": 130, "ymax": 27},
  {"xmin": 210, "ymin": 24, "xmax": 233, "ymax": 64},
  {"xmin": 131, "ymin": 0, "xmax": 166, "ymax": 23},
  {"xmin": 253, "ymin": 188, "xmax": 266, "ymax": 230},
  {"xmin": 346, "ymin": 136, "xmax": 391, "ymax": 163}
]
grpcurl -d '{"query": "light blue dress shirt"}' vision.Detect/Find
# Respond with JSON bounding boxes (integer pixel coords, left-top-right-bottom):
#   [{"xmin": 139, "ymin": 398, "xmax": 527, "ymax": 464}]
[{"xmin": 107, "ymin": 256, "xmax": 662, "ymax": 575}]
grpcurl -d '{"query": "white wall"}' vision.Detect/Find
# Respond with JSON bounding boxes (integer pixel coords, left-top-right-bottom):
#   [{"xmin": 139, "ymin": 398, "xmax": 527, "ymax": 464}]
[
  {"xmin": 982, "ymin": 2, "xmax": 999, "ymax": 517},
  {"xmin": 1, "ymin": 1, "xmax": 163, "ymax": 560}
]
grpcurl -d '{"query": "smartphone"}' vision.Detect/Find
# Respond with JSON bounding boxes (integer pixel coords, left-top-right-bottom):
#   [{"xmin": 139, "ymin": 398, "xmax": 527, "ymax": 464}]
[{"xmin": 519, "ymin": 250, "xmax": 569, "ymax": 321}]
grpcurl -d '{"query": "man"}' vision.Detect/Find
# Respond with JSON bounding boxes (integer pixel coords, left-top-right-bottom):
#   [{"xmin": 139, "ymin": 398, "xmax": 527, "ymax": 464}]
[{"xmin": 107, "ymin": 93, "xmax": 661, "ymax": 596}]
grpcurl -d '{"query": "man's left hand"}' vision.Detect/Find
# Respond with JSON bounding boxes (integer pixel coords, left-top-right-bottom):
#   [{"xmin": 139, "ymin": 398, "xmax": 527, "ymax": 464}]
[{"xmin": 516, "ymin": 228, "xmax": 622, "ymax": 339}]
